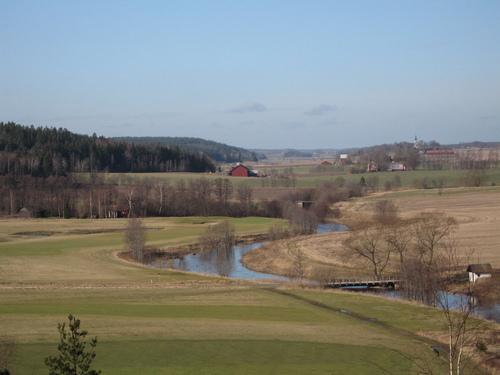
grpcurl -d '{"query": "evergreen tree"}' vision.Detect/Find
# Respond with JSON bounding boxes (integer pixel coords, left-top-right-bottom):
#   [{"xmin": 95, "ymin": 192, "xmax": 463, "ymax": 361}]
[
  {"xmin": 45, "ymin": 314, "xmax": 101, "ymax": 375},
  {"xmin": 0, "ymin": 122, "xmax": 216, "ymax": 176}
]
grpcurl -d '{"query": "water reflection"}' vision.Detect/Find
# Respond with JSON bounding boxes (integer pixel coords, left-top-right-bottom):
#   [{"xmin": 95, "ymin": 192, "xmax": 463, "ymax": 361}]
[
  {"xmin": 160, "ymin": 242, "xmax": 288, "ymax": 280},
  {"xmin": 146, "ymin": 222, "xmax": 347, "ymax": 280},
  {"xmin": 373, "ymin": 289, "xmax": 500, "ymax": 323}
]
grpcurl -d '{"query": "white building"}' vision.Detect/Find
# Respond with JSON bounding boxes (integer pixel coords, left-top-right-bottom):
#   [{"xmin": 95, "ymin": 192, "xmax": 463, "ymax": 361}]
[{"xmin": 466, "ymin": 264, "xmax": 492, "ymax": 283}]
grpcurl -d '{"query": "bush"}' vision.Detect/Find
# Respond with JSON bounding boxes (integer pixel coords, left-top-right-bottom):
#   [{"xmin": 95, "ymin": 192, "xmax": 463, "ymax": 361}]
[
  {"xmin": 268, "ymin": 223, "xmax": 289, "ymax": 241},
  {"xmin": 283, "ymin": 203, "xmax": 317, "ymax": 235},
  {"xmin": 373, "ymin": 200, "xmax": 399, "ymax": 224},
  {"xmin": 475, "ymin": 340, "xmax": 488, "ymax": 352},
  {"xmin": 199, "ymin": 221, "xmax": 235, "ymax": 253},
  {"xmin": 311, "ymin": 266, "xmax": 336, "ymax": 286}
]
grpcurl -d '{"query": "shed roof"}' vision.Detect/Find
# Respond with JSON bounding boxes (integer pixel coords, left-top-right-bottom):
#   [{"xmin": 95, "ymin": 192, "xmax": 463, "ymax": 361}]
[
  {"xmin": 229, "ymin": 163, "xmax": 249, "ymax": 172},
  {"xmin": 466, "ymin": 264, "xmax": 493, "ymax": 274}
]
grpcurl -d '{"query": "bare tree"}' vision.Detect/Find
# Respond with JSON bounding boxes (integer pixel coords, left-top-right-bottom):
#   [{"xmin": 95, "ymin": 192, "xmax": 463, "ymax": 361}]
[
  {"xmin": 373, "ymin": 199, "xmax": 399, "ymax": 225},
  {"xmin": 310, "ymin": 266, "xmax": 336, "ymax": 286},
  {"xmin": 431, "ymin": 243, "xmax": 483, "ymax": 375},
  {"xmin": 124, "ymin": 217, "xmax": 146, "ymax": 263},
  {"xmin": 287, "ymin": 242, "xmax": 307, "ymax": 283},
  {"xmin": 268, "ymin": 222, "xmax": 290, "ymax": 241},
  {"xmin": 343, "ymin": 227, "xmax": 391, "ymax": 279},
  {"xmin": 126, "ymin": 188, "xmax": 134, "ymax": 218},
  {"xmin": 236, "ymin": 185, "xmax": 253, "ymax": 215},
  {"xmin": 394, "ymin": 215, "xmax": 486, "ymax": 374},
  {"xmin": 155, "ymin": 182, "xmax": 168, "ymax": 215},
  {"xmin": 199, "ymin": 221, "xmax": 236, "ymax": 276},
  {"xmin": 213, "ymin": 178, "xmax": 233, "ymax": 213},
  {"xmin": 284, "ymin": 203, "xmax": 317, "ymax": 235},
  {"xmin": 413, "ymin": 213, "xmax": 457, "ymax": 267},
  {"xmin": 384, "ymin": 220, "xmax": 413, "ymax": 266}
]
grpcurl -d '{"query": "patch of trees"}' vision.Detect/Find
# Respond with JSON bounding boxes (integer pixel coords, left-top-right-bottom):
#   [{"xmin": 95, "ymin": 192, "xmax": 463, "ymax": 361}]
[
  {"xmin": 125, "ymin": 217, "xmax": 146, "ymax": 263},
  {"xmin": 113, "ymin": 136, "xmax": 258, "ymax": 163},
  {"xmin": 0, "ymin": 175, "xmax": 274, "ymax": 218},
  {"xmin": 344, "ymin": 203, "xmax": 491, "ymax": 373},
  {"xmin": 198, "ymin": 221, "xmax": 236, "ymax": 276},
  {"xmin": 0, "ymin": 172, "xmax": 368, "ymax": 220},
  {"xmin": 282, "ymin": 149, "xmax": 313, "ymax": 158},
  {"xmin": 0, "ymin": 122, "xmax": 215, "ymax": 176}
]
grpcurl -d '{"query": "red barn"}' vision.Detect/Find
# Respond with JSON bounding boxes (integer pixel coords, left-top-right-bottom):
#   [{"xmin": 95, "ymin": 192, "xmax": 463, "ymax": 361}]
[{"xmin": 229, "ymin": 163, "xmax": 250, "ymax": 177}]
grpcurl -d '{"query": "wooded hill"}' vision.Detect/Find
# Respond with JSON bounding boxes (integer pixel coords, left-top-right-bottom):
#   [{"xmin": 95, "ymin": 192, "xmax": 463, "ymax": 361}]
[
  {"xmin": 114, "ymin": 136, "xmax": 258, "ymax": 163},
  {"xmin": 0, "ymin": 122, "xmax": 215, "ymax": 176}
]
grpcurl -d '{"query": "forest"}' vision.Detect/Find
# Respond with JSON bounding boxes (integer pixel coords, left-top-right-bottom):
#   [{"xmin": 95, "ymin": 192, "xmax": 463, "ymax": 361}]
[
  {"xmin": 113, "ymin": 136, "xmax": 259, "ymax": 163},
  {"xmin": 0, "ymin": 122, "xmax": 215, "ymax": 176}
]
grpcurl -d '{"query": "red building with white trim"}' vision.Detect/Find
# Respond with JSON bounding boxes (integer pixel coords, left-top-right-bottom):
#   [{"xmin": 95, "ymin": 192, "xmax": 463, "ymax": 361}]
[{"xmin": 228, "ymin": 163, "xmax": 258, "ymax": 177}]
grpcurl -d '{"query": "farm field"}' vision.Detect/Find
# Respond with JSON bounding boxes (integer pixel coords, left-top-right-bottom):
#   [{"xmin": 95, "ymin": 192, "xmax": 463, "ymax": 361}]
[
  {"xmin": 1, "ymin": 286, "xmax": 453, "ymax": 374},
  {"xmin": 347, "ymin": 186, "xmax": 500, "ymax": 266},
  {"xmin": 244, "ymin": 186, "xmax": 500, "ymax": 278},
  {"xmin": 93, "ymin": 167, "xmax": 500, "ymax": 191},
  {"xmin": 0, "ymin": 216, "xmax": 283, "ymax": 285},
  {"xmin": 0, "ymin": 215, "xmax": 464, "ymax": 374}
]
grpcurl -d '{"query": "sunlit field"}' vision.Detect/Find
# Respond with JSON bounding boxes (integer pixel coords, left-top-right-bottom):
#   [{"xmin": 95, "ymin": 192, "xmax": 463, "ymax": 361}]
[{"xmin": 0, "ymin": 215, "xmax": 457, "ymax": 374}]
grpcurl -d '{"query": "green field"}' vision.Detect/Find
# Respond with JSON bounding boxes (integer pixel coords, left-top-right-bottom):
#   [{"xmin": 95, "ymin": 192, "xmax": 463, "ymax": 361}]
[
  {"xmin": 0, "ymin": 216, "xmax": 481, "ymax": 374},
  {"xmin": 1, "ymin": 286, "xmax": 451, "ymax": 374},
  {"xmin": 90, "ymin": 167, "xmax": 500, "ymax": 191}
]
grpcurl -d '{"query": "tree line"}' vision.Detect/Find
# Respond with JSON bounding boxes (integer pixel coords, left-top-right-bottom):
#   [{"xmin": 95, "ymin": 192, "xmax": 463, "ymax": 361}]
[
  {"xmin": 113, "ymin": 136, "xmax": 259, "ymax": 163},
  {"xmin": 0, "ymin": 122, "xmax": 215, "ymax": 176},
  {"xmin": 0, "ymin": 173, "xmax": 365, "ymax": 221}
]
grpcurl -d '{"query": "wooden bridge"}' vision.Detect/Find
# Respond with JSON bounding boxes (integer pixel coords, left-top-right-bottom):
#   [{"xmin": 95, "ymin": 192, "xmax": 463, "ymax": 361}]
[{"xmin": 326, "ymin": 278, "xmax": 401, "ymax": 289}]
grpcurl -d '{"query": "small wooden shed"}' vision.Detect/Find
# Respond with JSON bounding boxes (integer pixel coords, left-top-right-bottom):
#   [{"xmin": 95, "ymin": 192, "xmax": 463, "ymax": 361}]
[{"xmin": 466, "ymin": 263, "xmax": 493, "ymax": 283}]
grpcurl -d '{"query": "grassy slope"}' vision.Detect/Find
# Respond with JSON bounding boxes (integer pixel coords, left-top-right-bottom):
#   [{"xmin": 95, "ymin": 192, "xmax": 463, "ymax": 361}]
[
  {"xmin": 0, "ymin": 217, "xmax": 454, "ymax": 374},
  {"xmin": 3, "ymin": 287, "xmax": 448, "ymax": 374}
]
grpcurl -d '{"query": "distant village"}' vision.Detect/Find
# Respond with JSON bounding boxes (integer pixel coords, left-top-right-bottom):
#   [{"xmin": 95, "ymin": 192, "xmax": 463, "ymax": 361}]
[{"xmin": 227, "ymin": 137, "xmax": 500, "ymax": 177}]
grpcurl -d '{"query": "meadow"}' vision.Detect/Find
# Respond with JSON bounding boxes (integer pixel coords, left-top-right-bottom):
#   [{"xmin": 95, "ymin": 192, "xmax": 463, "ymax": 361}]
[
  {"xmin": 244, "ymin": 186, "xmax": 500, "ymax": 279},
  {"xmin": 347, "ymin": 186, "xmax": 500, "ymax": 266},
  {"xmin": 96, "ymin": 166, "xmax": 500, "ymax": 192},
  {"xmin": 0, "ymin": 215, "xmax": 458, "ymax": 374}
]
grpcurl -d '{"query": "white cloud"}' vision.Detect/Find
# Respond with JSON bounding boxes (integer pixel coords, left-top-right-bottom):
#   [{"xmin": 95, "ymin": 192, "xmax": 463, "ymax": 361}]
[
  {"xmin": 227, "ymin": 102, "xmax": 267, "ymax": 114},
  {"xmin": 304, "ymin": 104, "xmax": 337, "ymax": 116}
]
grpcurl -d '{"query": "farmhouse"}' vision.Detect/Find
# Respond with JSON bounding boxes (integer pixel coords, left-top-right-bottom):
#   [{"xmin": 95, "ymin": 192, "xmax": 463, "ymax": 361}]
[
  {"xmin": 467, "ymin": 263, "xmax": 493, "ymax": 283},
  {"xmin": 387, "ymin": 162, "xmax": 406, "ymax": 171},
  {"xmin": 320, "ymin": 160, "xmax": 333, "ymax": 166},
  {"xmin": 367, "ymin": 160, "xmax": 378, "ymax": 172},
  {"xmin": 228, "ymin": 163, "xmax": 258, "ymax": 177},
  {"xmin": 339, "ymin": 154, "xmax": 349, "ymax": 165}
]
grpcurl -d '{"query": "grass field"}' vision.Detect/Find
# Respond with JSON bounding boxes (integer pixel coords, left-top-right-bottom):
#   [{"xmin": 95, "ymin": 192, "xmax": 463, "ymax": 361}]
[
  {"xmin": 350, "ymin": 186, "xmax": 500, "ymax": 266},
  {"xmin": 244, "ymin": 186, "xmax": 500, "ymax": 280},
  {"xmin": 95, "ymin": 167, "xmax": 500, "ymax": 191},
  {"xmin": 0, "ymin": 216, "xmax": 283, "ymax": 284},
  {"xmin": 0, "ymin": 216, "xmax": 466, "ymax": 374},
  {"xmin": 1, "ymin": 285, "xmax": 453, "ymax": 374}
]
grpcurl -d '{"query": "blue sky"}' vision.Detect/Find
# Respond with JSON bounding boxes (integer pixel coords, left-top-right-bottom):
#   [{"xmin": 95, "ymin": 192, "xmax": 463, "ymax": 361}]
[{"xmin": 1, "ymin": 0, "xmax": 499, "ymax": 148}]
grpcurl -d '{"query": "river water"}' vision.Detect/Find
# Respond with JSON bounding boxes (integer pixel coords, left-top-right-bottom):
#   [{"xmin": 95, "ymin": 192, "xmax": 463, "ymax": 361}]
[
  {"xmin": 375, "ymin": 289, "xmax": 500, "ymax": 323},
  {"xmin": 146, "ymin": 223, "xmax": 348, "ymax": 280},
  {"xmin": 145, "ymin": 222, "xmax": 499, "ymax": 322}
]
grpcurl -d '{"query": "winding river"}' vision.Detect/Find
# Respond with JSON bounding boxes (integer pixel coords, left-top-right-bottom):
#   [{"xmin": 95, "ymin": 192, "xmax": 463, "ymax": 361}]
[
  {"xmin": 146, "ymin": 223, "xmax": 347, "ymax": 280},
  {"xmin": 145, "ymin": 222, "xmax": 499, "ymax": 322}
]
